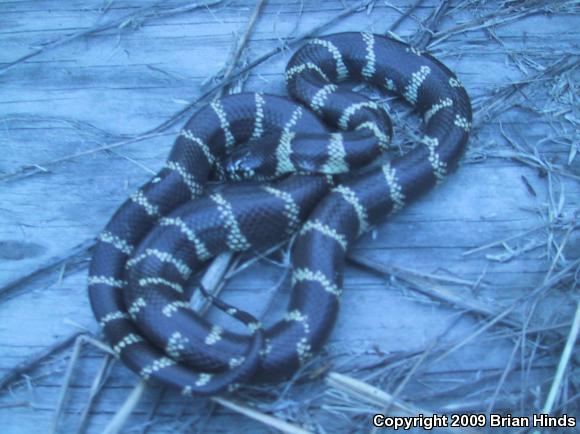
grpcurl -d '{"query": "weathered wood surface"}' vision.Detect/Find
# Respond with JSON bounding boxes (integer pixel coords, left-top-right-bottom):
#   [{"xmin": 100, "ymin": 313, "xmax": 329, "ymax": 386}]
[{"xmin": 0, "ymin": 1, "xmax": 578, "ymax": 433}]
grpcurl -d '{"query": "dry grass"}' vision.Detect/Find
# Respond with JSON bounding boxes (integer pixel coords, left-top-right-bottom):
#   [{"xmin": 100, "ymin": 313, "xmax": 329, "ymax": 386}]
[{"xmin": 0, "ymin": 0, "xmax": 578, "ymax": 433}]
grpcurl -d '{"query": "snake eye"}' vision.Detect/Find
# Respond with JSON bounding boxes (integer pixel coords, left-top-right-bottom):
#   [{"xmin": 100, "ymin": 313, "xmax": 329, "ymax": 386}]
[
  {"xmin": 223, "ymin": 149, "xmax": 259, "ymax": 181},
  {"xmin": 225, "ymin": 159, "xmax": 242, "ymax": 174}
]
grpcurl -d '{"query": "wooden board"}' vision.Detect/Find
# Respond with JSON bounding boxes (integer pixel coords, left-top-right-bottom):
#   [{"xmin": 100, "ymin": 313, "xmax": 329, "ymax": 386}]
[{"xmin": 0, "ymin": 1, "xmax": 578, "ymax": 433}]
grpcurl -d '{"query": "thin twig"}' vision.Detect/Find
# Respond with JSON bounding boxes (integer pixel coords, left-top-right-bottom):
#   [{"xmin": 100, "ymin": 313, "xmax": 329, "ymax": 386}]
[
  {"xmin": 191, "ymin": 252, "xmax": 237, "ymax": 314},
  {"xmin": 0, "ymin": 331, "xmax": 85, "ymax": 391},
  {"xmin": 141, "ymin": 388, "xmax": 167, "ymax": 434},
  {"xmin": 48, "ymin": 335, "xmax": 114, "ymax": 433},
  {"xmin": 369, "ymin": 338, "xmax": 438, "ymax": 434},
  {"xmin": 428, "ymin": 1, "xmax": 563, "ymax": 48},
  {"xmin": 486, "ymin": 335, "xmax": 523, "ymax": 415},
  {"xmin": 539, "ymin": 301, "xmax": 580, "ymax": 416},
  {"xmin": 0, "ymin": 239, "xmax": 95, "ymax": 298},
  {"xmin": 0, "ymin": 0, "xmax": 223, "ymax": 73},
  {"xmin": 218, "ymin": 0, "xmax": 268, "ymax": 93},
  {"xmin": 326, "ymin": 372, "xmax": 480, "ymax": 434},
  {"xmin": 462, "ymin": 223, "xmax": 554, "ymax": 256},
  {"xmin": 75, "ymin": 355, "xmax": 116, "ymax": 434},
  {"xmin": 349, "ymin": 252, "xmax": 479, "ymax": 285},
  {"xmin": 412, "ymin": 0, "xmax": 450, "ymax": 49},
  {"xmin": 348, "ymin": 253, "xmax": 541, "ymax": 336},
  {"xmin": 433, "ymin": 258, "xmax": 580, "ymax": 364},
  {"xmin": 211, "ymin": 397, "xmax": 314, "ymax": 434},
  {"xmin": 0, "ymin": 132, "xmax": 173, "ymax": 182},
  {"xmin": 102, "ymin": 380, "xmax": 148, "ymax": 434},
  {"xmin": 384, "ymin": 0, "xmax": 425, "ymax": 33},
  {"xmin": 50, "ymin": 335, "xmax": 89, "ymax": 434}
]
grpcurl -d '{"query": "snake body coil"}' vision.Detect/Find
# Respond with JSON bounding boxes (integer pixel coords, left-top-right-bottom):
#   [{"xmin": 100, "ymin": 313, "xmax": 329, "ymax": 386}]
[{"xmin": 89, "ymin": 33, "xmax": 472, "ymax": 395}]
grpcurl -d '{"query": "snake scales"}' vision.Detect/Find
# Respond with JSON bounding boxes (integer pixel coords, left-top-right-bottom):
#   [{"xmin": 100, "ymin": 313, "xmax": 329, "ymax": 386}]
[{"xmin": 89, "ymin": 32, "xmax": 472, "ymax": 396}]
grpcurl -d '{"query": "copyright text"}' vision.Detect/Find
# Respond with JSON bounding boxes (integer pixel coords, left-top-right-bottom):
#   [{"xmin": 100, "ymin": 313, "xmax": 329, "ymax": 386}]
[{"xmin": 372, "ymin": 413, "xmax": 576, "ymax": 430}]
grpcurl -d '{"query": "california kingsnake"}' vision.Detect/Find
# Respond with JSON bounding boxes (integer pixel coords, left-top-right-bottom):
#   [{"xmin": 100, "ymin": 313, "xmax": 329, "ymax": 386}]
[{"xmin": 89, "ymin": 32, "xmax": 472, "ymax": 396}]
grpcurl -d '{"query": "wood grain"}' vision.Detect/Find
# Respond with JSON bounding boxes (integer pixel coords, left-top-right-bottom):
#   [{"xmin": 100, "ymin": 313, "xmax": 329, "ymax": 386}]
[{"xmin": 0, "ymin": 1, "xmax": 578, "ymax": 433}]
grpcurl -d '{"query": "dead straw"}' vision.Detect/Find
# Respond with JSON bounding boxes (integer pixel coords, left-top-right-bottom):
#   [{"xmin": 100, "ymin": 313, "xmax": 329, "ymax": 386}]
[{"xmin": 539, "ymin": 301, "xmax": 580, "ymax": 416}]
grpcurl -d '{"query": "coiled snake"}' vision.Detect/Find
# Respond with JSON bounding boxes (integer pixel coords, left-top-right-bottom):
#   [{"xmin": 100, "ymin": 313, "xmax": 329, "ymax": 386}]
[{"xmin": 89, "ymin": 32, "xmax": 472, "ymax": 396}]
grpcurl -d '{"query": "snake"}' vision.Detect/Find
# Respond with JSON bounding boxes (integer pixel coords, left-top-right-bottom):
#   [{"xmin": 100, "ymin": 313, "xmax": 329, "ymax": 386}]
[{"xmin": 88, "ymin": 32, "xmax": 472, "ymax": 396}]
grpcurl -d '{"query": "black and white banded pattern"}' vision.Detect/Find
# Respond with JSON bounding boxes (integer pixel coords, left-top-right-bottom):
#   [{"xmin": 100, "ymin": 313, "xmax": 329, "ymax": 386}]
[{"xmin": 89, "ymin": 32, "xmax": 471, "ymax": 396}]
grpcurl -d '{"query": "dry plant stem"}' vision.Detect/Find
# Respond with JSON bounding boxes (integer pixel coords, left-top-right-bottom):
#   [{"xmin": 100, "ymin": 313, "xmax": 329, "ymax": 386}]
[
  {"xmin": 0, "ymin": 0, "xmax": 223, "ymax": 73},
  {"xmin": 82, "ymin": 335, "xmax": 116, "ymax": 355},
  {"xmin": 461, "ymin": 223, "xmax": 552, "ymax": 256},
  {"xmin": 348, "ymin": 253, "xmax": 533, "ymax": 335},
  {"xmin": 191, "ymin": 252, "xmax": 237, "ymax": 314},
  {"xmin": 227, "ymin": 240, "xmax": 289, "ymax": 278},
  {"xmin": 486, "ymin": 335, "xmax": 523, "ymax": 415},
  {"xmin": 361, "ymin": 313, "xmax": 467, "ymax": 385},
  {"xmin": 107, "ymin": 148, "xmax": 157, "ymax": 175},
  {"xmin": 543, "ymin": 223, "xmax": 575, "ymax": 284},
  {"xmin": 75, "ymin": 355, "xmax": 116, "ymax": 434},
  {"xmin": 327, "ymin": 372, "xmax": 423, "ymax": 414},
  {"xmin": 102, "ymin": 380, "xmax": 148, "ymax": 434},
  {"xmin": 490, "ymin": 152, "xmax": 580, "ymax": 182},
  {"xmin": 211, "ymin": 397, "xmax": 314, "ymax": 434},
  {"xmin": 539, "ymin": 301, "xmax": 580, "ymax": 416},
  {"xmin": 433, "ymin": 258, "xmax": 580, "ymax": 364},
  {"xmin": 0, "ymin": 239, "xmax": 95, "ymax": 298},
  {"xmin": 484, "ymin": 27, "xmax": 530, "ymax": 77},
  {"xmin": 554, "ymin": 392, "xmax": 580, "ymax": 414},
  {"xmin": 141, "ymin": 388, "xmax": 167, "ymax": 434},
  {"xmin": 412, "ymin": 0, "xmax": 450, "ymax": 49},
  {"xmin": 0, "ymin": 131, "xmax": 174, "ymax": 182},
  {"xmin": 428, "ymin": 1, "xmax": 560, "ymax": 48},
  {"xmin": 364, "ymin": 316, "xmax": 549, "ymax": 394},
  {"xmin": 50, "ymin": 335, "xmax": 97, "ymax": 434},
  {"xmin": 384, "ymin": 0, "xmax": 425, "ymax": 33},
  {"xmin": 219, "ymin": 0, "xmax": 268, "ymax": 88},
  {"xmin": 0, "ymin": 331, "xmax": 85, "ymax": 391},
  {"xmin": 349, "ymin": 253, "xmax": 478, "ymax": 285},
  {"xmin": 471, "ymin": 56, "xmax": 579, "ymax": 127},
  {"xmin": 326, "ymin": 373, "xmax": 480, "ymax": 434},
  {"xmin": 48, "ymin": 336, "xmax": 114, "ymax": 433},
  {"xmin": 369, "ymin": 340, "xmax": 436, "ymax": 434}
]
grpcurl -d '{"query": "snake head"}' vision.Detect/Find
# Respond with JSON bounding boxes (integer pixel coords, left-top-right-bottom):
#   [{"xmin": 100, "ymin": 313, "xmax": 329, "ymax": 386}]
[{"xmin": 222, "ymin": 146, "xmax": 260, "ymax": 181}]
